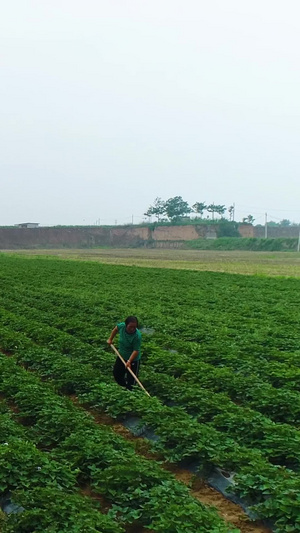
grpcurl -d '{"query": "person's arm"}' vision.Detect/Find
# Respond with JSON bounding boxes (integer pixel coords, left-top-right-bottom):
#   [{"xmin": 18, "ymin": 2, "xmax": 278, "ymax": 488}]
[
  {"xmin": 125, "ymin": 350, "xmax": 139, "ymax": 368},
  {"xmin": 107, "ymin": 326, "xmax": 118, "ymax": 345}
]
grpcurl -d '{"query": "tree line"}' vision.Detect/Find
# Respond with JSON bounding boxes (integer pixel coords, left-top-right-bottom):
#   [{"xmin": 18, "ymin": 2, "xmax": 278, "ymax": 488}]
[
  {"xmin": 144, "ymin": 196, "xmax": 298, "ymax": 226},
  {"xmin": 144, "ymin": 196, "xmax": 235, "ymax": 222}
]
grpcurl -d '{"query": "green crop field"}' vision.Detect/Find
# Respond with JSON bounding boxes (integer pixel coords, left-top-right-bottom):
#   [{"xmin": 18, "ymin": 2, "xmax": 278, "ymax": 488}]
[{"xmin": 0, "ymin": 253, "xmax": 300, "ymax": 532}]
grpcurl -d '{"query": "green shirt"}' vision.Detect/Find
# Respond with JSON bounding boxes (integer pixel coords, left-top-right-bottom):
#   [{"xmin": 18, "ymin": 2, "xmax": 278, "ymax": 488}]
[{"xmin": 117, "ymin": 322, "xmax": 141, "ymax": 361}]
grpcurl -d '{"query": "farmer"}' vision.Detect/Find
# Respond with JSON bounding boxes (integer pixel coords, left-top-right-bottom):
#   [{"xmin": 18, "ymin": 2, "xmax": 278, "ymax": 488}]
[{"xmin": 107, "ymin": 316, "xmax": 142, "ymax": 391}]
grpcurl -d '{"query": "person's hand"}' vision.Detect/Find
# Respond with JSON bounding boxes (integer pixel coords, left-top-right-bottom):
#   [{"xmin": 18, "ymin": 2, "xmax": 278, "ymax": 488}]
[
  {"xmin": 107, "ymin": 338, "xmax": 113, "ymax": 345},
  {"xmin": 125, "ymin": 360, "xmax": 131, "ymax": 368}
]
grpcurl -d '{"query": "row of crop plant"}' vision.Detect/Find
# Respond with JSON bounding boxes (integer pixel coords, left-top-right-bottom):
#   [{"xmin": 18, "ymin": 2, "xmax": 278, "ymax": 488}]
[
  {"xmin": 0, "ymin": 325, "xmax": 300, "ymax": 532},
  {"xmin": 0, "ymin": 353, "xmax": 236, "ymax": 532},
  {"xmin": 1, "ymin": 302, "xmax": 300, "ymax": 430},
  {"xmin": 1, "ymin": 305, "xmax": 300, "ymax": 472},
  {"xmin": 1, "ymin": 255, "xmax": 300, "ymax": 530}
]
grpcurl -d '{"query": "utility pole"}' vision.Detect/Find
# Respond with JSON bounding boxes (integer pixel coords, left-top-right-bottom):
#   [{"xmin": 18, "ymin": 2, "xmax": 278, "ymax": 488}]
[
  {"xmin": 297, "ymin": 226, "xmax": 300, "ymax": 252},
  {"xmin": 265, "ymin": 213, "xmax": 268, "ymax": 239},
  {"xmin": 132, "ymin": 214, "xmax": 134, "ymax": 225}
]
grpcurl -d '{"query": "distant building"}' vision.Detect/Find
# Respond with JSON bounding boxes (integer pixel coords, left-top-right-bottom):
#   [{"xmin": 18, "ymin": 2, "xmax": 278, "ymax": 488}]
[{"xmin": 15, "ymin": 223, "xmax": 39, "ymax": 229}]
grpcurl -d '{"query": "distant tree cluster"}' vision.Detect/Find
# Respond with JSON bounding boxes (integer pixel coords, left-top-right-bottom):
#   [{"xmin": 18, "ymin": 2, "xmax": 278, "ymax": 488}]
[
  {"xmin": 144, "ymin": 197, "xmax": 230, "ymax": 222},
  {"xmin": 144, "ymin": 197, "xmax": 299, "ymax": 226},
  {"xmin": 262, "ymin": 219, "xmax": 297, "ymax": 227},
  {"xmin": 144, "ymin": 196, "xmax": 191, "ymax": 222}
]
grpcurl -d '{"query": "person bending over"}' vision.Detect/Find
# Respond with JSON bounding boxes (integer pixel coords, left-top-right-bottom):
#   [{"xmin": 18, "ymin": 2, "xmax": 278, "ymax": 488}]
[{"xmin": 107, "ymin": 316, "xmax": 141, "ymax": 391}]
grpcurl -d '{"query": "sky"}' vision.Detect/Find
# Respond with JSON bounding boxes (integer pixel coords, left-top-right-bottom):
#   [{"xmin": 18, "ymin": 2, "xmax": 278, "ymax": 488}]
[{"xmin": 1, "ymin": 0, "xmax": 300, "ymax": 226}]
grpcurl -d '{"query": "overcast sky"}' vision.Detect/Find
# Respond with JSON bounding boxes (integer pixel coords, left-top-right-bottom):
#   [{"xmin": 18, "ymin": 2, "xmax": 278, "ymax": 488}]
[{"xmin": 1, "ymin": 0, "xmax": 300, "ymax": 226}]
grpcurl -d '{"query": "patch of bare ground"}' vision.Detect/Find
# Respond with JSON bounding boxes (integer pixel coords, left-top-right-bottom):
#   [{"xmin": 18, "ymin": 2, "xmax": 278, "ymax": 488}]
[
  {"xmin": 80, "ymin": 485, "xmax": 111, "ymax": 513},
  {"xmin": 167, "ymin": 465, "xmax": 270, "ymax": 533}
]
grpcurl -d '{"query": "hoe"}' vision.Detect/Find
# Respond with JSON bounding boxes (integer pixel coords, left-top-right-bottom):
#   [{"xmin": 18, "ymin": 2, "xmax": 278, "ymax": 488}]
[{"xmin": 110, "ymin": 343, "xmax": 150, "ymax": 397}]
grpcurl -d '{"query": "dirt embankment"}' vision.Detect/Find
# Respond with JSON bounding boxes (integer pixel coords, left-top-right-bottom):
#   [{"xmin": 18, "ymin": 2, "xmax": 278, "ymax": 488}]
[
  {"xmin": 2, "ymin": 224, "xmax": 300, "ymax": 250},
  {"xmin": 0, "ymin": 226, "xmax": 149, "ymax": 249},
  {"xmin": 0, "ymin": 223, "xmax": 233, "ymax": 249},
  {"xmin": 0, "ymin": 225, "xmax": 211, "ymax": 249}
]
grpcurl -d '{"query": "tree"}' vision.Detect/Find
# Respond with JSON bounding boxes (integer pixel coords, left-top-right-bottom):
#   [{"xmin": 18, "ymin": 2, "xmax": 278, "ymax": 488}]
[
  {"xmin": 280, "ymin": 219, "xmax": 291, "ymax": 226},
  {"xmin": 192, "ymin": 202, "xmax": 207, "ymax": 218},
  {"xmin": 164, "ymin": 196, "xmax": 191, "ymax": 221},
  {"xmin": 217, "ymin": 220, "xmax": 240, "ymax": 237},
  {"xmin": 242, "ymin": 214, "xmax": 255, "ymax": 224},
  {"xmin": 206, "ymin": 203, "xmax": 215, "ymax": 220},
  {"xmin": 144, "ymin": 197, "xmax": 166, "ymax": 221},
  {"xmin": 206, "ymin": 203, "xmax": 225, "ymax": 220},
  {"xmin": 214, "ymin": 204, "xmax": 226, "ymax": 217}
]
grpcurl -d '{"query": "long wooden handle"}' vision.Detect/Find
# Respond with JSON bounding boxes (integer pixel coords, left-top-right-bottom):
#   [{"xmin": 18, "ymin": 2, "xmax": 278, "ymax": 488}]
[{"xmin": 110, "ymin": 343, "xmax": 151, "ymax": 397}]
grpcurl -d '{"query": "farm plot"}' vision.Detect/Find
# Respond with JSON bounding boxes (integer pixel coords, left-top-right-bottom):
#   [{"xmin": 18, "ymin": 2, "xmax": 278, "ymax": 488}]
[
  {"xmin": 0, "ymin": 254, "xmax": 300, "ymax": 532},
  {"xmin": 5, "ymin": 248, "xmax": 300, "ymax": 277}
]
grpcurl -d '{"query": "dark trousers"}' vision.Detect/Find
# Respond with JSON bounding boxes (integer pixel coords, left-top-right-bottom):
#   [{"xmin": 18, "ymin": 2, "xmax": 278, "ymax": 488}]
[{"xmin": 113, "ymin": 357, "xmax": 140, "ymax": 391}]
